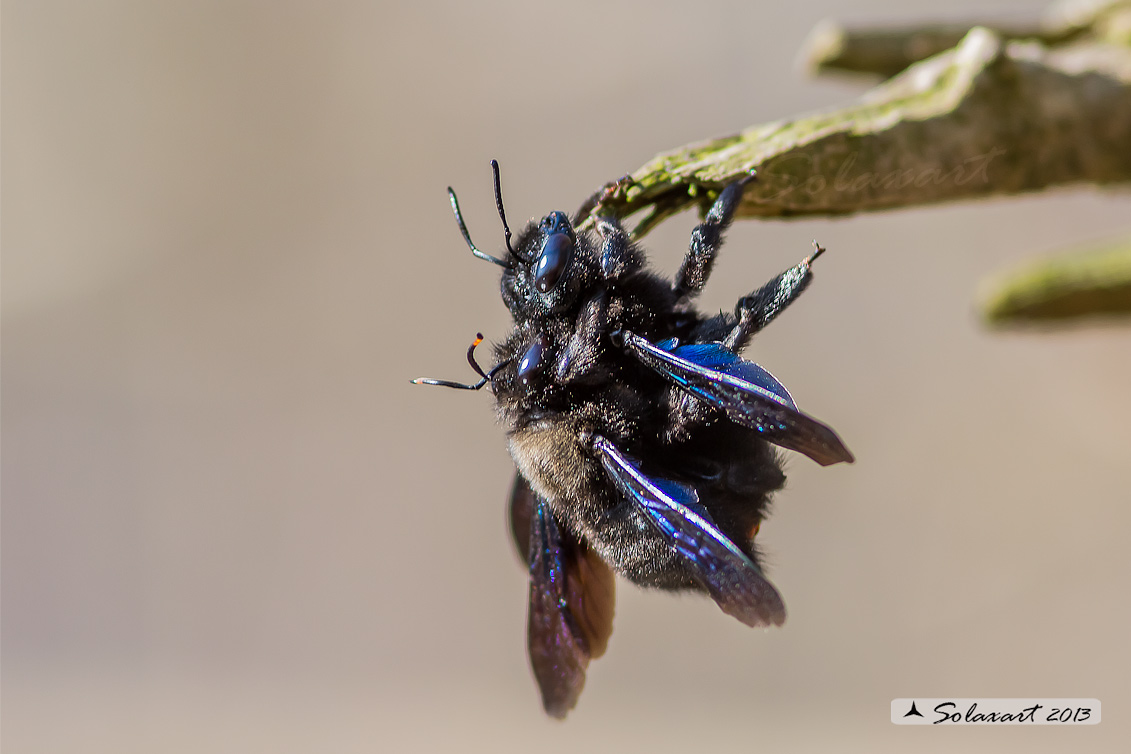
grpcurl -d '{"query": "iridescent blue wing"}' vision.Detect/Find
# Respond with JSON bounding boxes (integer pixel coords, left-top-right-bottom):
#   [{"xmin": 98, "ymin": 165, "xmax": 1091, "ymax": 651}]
[
  {"xmin": 655, "ymin": 339, "xmax": 797, "ymax": 408},
  {"xmin": 623, "ymin": 331, "xmax": 854, "ymax": 466},
  {"xmin": 524, "ymin": 485, "xmax": 615, "ymax": 719},
  {"xmin": 591, "ymin": 434, "xmax": 786, "ymax": 628}
]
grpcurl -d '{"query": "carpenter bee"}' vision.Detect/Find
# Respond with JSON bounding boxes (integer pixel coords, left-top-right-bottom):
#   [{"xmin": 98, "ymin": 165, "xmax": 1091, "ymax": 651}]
[{"xmin": 414, "ymin": 161, "xmax": 853, "ymax": 718}]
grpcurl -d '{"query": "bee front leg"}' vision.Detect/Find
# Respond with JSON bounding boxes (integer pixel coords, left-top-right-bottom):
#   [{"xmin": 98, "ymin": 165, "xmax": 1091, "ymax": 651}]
[
  {"xmin": 723, "ymin": 241, "xmax": 825, "ymax": 352},
  {"xmin": 593, "ymin": 217, "xmax": 642, "ymax": 284},
  {"xmin": 572, "ymin": 174, "xmax": 633, "ymax": 227},
  {"xmin": 556, "ymin": 291, "xmax": 608, "ymax": 383},
  {"xmin": 672, "ymin": 173, "xmax": 755, "ymax": 301}
]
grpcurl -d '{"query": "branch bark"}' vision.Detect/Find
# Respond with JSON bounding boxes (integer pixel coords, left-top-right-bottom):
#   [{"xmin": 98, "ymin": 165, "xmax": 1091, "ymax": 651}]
[{"xmin": 581, "ymin": 27, "xmax": 1131, "ymax": 237}]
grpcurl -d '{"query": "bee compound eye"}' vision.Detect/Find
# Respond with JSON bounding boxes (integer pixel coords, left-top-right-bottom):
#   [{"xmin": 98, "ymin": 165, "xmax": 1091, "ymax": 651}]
[
  {"xmin": 534, "ymin": 233, "xmax": 572, "ymax": 293},
  {"xmin": 516, "ymin": 334, "xmax": 550, "ymax": 387}
]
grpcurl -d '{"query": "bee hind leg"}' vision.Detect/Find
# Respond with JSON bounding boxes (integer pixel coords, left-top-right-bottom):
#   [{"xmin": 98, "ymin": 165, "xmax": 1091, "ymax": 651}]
[{"xmin": 723, "ymin": 241, "xmax": 825, "ymax": 352}]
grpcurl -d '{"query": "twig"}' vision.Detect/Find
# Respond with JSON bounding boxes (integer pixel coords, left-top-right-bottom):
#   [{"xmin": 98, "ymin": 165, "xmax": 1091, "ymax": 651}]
[
  {"xmin": 980, "ymin": 237, "xmax": 1131, "ymax": 324},
  {"xmin": 580, "ymin": 27, "xmax": 1131, "ymax": 234}
]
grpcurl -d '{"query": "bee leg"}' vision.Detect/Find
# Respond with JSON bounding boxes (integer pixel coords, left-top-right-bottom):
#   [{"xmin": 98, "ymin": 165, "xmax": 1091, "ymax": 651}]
[
  {"xmin": 556, "ymin": 291, "xmax": 608, "ymax": 383},
  {"xmin": 593, "ymin": 216, "xmax": 642, "ymax": 283},
  {"xmin": 572, "ymin": 174, "xmax": 633, "ymax": 226},
  {"xmin": 723, "ymin": 241, "xmax": 824, "ymax": 352},
  {"xmin": 672, "ymin": 173, "xmax": 755, "ymax": 301}
]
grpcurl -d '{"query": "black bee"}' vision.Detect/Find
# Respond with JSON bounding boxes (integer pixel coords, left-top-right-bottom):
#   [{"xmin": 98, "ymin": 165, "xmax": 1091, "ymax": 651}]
[{"xmin": 414, "ymin": 161, "xmax": 853, "ymax": 718}]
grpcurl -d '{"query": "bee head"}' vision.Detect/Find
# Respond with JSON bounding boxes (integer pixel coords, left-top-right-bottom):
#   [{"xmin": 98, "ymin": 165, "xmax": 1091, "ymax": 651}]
[
  {"xmin": 448, "ymin": 160, "xmax": 595, "ymax": 320},
  {"xmin": 500, "ymin": 210, "xmax": 598, "ymax": 318}
]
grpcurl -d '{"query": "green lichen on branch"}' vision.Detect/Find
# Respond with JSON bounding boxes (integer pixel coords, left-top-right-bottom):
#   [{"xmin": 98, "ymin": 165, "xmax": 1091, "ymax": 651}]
[
  {"xmin": 980, "ymin": 238, "xmax": 1131, "ymax": 324},
  {"xmin": 579, "ymin": 27, "xmax": 1131, "ymax": 236}
]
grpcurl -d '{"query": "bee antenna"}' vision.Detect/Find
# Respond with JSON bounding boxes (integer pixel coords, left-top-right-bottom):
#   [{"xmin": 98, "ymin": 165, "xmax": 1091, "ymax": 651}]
[
  {"xmin": 465, "ymin": 333, "xmax": 490, "ymax": 380},
  {"xmin": 490, "ymin": 159, "xmax": 517, "ymax": 258},
  {"xmin": 448, "ymin": 187, "xmax": 511, "ymax": 268},
  {"xmin": 411, "ymin": 334, "xmax": 512, "ymax": 391}
]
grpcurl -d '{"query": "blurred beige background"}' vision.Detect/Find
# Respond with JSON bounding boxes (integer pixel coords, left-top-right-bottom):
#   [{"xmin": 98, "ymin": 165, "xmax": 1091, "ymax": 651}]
[{"xmin": 4, "ymin": 1, "xmax": 1130, "ymax": 752}]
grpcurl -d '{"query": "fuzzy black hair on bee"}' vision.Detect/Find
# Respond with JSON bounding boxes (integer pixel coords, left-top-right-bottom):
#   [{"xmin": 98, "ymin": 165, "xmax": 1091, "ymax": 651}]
[{"xmin": 414, "ymin": 160, "xmax": 853, "ymax": 718}]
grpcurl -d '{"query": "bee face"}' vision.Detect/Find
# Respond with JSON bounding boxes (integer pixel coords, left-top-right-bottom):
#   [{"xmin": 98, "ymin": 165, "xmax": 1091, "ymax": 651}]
[
  {"xmin": 489, "ymin": 322, "xmax": 576, "ymax": 427},
  {"xmin": 515, "ymin": 333, "xmax": 551, "ymax": 389},
  {"xmin": 489, "ymin": 330, "xmax": 557, "ymax": 411},
  {"xmin": 501, "ymin": 212, "xmax": 595, "ymax": 318}
]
